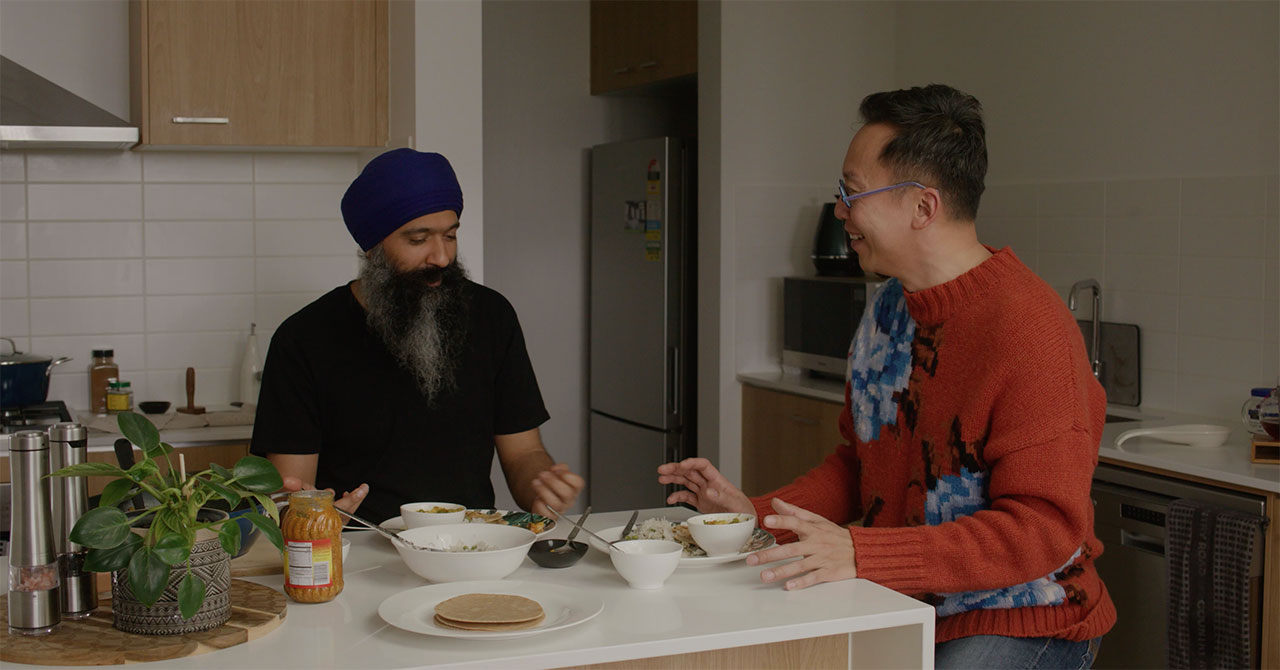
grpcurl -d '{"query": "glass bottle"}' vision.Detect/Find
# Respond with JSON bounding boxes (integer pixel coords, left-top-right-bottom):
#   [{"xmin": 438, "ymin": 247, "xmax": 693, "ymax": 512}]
[
  {"xmin": 88, "ymin": 349, "xmax": 118, "ymax": 415},
  {"xmin": 281, "ymin": 490, "xmax": 344, "ymax": 603},
  {"xmin": 1241, "ymin": 387, "xmax": 1272, "ymax": 435},
  {"xmin": 105, "ymin": 380, "xmax": 133, "ymax": 414},
  {"xmin": 1259, "ymin": 386, "xmax": 1280, "ymax": 441}
]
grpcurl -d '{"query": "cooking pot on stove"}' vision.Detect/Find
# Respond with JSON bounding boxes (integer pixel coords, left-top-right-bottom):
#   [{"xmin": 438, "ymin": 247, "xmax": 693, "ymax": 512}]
[{"xmin": 1, "ymin": 337, "xmax": 72, "ymax": 407}]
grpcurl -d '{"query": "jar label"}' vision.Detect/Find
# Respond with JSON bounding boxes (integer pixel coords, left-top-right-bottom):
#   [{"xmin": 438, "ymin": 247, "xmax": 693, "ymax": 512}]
[
  {"xmin": 106, "ymin": 394, "xmax": 130, "ymax": 411},
  {"xmin": 284, "ymin": 539, "xmax": 333, "ymax": 588}
]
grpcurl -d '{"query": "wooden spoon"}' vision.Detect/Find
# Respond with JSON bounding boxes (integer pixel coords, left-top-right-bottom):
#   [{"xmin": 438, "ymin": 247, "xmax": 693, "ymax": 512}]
[{"xmin": 176, "ymin": 367, "xmax": 206, "ymax": 414}]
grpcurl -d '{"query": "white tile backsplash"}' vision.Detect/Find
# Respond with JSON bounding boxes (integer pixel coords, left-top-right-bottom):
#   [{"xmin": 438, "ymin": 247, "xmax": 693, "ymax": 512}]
[
  {"xmin": 1037, "ymin": 181, "xmax": 1105, "ymax": 218},
  {"xmin": 255, "ymin": 256, "xmax": 357, "ymax": 293},
  {"xmin": 0, "ymin": 260, "xmax": 27, "ymax": 297},
  {"xmin": 1177, "ymin": 334, "xmax": 1261, "ymax": 381},
  {"xmin": 1178, "ymin": 257, "xmax": 1266, "ymax": 298},
  {"xmin": 255, "ymin": 293, "xmax": 321, "ymax": 332},
  {"xmin": 0, "ymin": 299, "xmax": 29, "ymax": 337},
  {"xmin": 1104, "ymin": 217, "xmax": 1180, "ymax": 256},
  {"xmin": 1, "ymin": 184, "xmax": 26, "ymax": 221},
  {"xmin": 1177, "ymin": 296, "xmax": 1262, "ymax": 338},
  {"xmin": 30, "ymin": 297, "xmax": 144, "ymax": 335},
  {"xmin": 146, "ymin": 367, "xmax": 235, "ymax": 407},
  {"xmin": 29, "ymin": 259, "xmax": 142, "ymax": 297},
  {"xmin": 1105, "ymin": 179, "xmax": 1180, "ymax": 219},
  {"xmin": 144, "ymin": 184, "xmax": 253, "ymax": 220},
  {"xmin": 28, "ymin": 221, "xmax": 143, "ymax": 259},
  {"xmin": 31, "ymin": 334, "xmax": 145, "ymax": 377},
  {"xmin": 0, "ymin": 152, "xmax": 24, "ymax": 182},
  {"xmin": 1181, "ymin": 176, "xmax": 1267, "ymax": 220},
  {"xmin": 1, "ymin": 223, "xmax": 26, "ymax": 259},
  {"xmin": 27, "ymin": 184, "xmax": 142, "ymax": 221},
  {"xmin": 146, "ymin": 331, "xmax": 243, "ymax": 370},
  {"xmin": 255, "ymin": 220, "xmax": 356, "ymax": 256},
  {"xmin": 146, "ymin": 258, "xmax": 255, "ymax": 295},
  {"xmin": 1105, "ymin": 254, "xmax": 1179, "ymax": 294},
  {"xmin": 147, "ymin": 295, "xmax": 255, "ymax": 333},
  {"xmin": 254, "ymin": 184, "xmax": 346, "ymax": 220},
  {"xmin": 145, "ymin": 221, "xmax": 253, "ymax": 257},
  {"xmin": 253, "ymin": 153, "xmax": 358, "ymax": 183},
  {"xmin": 1180, "ymin": 217, "xmax": 1269, "ymax": 258},
  {"xmin": 1036, "ymin": 218, "xmax": 1105, "ymax": 254},
  {"xmin": 143, "ymin": 153, "xmax": 253, "ymax": 183},
  {"xmin": 1140, "ymin": 330, "xmax": 1178, "ymax": 372},
  {"xmin": 27, "ymin": 152, "xmax": 141, "ymax": 183}
]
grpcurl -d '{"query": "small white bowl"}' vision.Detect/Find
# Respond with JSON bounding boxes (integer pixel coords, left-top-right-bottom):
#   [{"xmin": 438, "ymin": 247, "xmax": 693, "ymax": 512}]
[
  {"xmin": 394, "ymin": 523, "xmax": 535, "ymax": 583},
  {"xmin": 400, "ymin": 502, "xmax": 466, "ymax": 529},
  {"xmin": 609, "ymin": 539, "xmax": 683, "ymax": 589},
  {"xmin": 686, "ymin": 513, "xmax": 757, "ymax": 556}
]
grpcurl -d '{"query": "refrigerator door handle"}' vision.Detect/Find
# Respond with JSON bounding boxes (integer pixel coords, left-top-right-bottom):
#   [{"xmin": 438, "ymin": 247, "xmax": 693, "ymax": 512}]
[{"xmin": 667, "ymin": 346, "xmax": 679, "ymax": 416}]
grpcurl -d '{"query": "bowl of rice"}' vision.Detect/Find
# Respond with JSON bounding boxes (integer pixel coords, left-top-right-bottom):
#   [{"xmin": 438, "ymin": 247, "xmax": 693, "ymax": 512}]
[
  {"xmin": 591, "ymin": 517, "xmax": 705, "ymax": 557},
  {"xmin": 394, "ymin": 523, "xmax": 535, "ymax": 582}
]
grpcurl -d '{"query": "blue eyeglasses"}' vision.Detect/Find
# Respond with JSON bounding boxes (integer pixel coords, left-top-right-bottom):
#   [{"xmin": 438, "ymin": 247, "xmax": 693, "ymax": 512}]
[{"xmin": 836, "ymin": 179, "xmax": 928, "ymax": 207}]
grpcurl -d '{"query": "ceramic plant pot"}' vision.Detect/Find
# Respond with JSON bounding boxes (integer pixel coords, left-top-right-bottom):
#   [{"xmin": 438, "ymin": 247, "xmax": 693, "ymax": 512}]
[{"xmin": 110, "ymin": 511, "xmax": 232, "ymax": 635}]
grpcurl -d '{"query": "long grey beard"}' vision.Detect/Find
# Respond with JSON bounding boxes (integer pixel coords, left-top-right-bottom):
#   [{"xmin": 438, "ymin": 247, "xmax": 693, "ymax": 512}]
[{"xmin": 359, "ymin": 248, "xmax": 469, "ymax": 404}]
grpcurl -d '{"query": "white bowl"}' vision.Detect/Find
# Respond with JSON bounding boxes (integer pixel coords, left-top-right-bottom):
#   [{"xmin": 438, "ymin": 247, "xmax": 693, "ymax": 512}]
[
  {"xmin": 394, "ymin": 523, "xmax": 535, "ymax": 583},
  {"xmin": 400, "ymin": 502, "xmax": 466, "ymax": 529},
  {"xmin": 686, "ymin": 513, "xmax": 757, "ymax": 556},
  {"xmin": 609, "ymin": 539, "xmax": 683, "ymax": 589}
]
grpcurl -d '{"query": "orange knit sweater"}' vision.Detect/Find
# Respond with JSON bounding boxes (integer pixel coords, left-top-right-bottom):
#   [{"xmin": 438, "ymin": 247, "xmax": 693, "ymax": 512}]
[{"xmin": 752, "ymin": 248, "xmax": 1116, "ymax": 643}]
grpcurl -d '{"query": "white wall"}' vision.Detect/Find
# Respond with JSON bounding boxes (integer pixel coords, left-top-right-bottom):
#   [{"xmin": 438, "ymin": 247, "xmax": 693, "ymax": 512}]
[
  {"xmin": 894, "ymin": 1, "xmax": 1280, "ymax": 417},
  {"xmin": 709, "ymin": 2, "xmax": 898, "ymax": 485},
  {"xmin": 481, "ymin": 0, "xmax": 688, "ymax": 511}
]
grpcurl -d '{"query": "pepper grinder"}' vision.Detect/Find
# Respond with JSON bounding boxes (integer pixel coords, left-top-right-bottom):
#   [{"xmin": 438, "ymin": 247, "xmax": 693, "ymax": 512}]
[
  {"xmin": 49, "ymin": 422, "xmax": 96, "ymax": 619},
  {"xmin": 6, "ymin": 430, "xmax": 61, "ymax": 635}
]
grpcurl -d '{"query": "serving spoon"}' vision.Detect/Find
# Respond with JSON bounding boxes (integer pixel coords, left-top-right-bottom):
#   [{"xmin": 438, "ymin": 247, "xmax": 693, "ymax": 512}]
[
  {"xmin": 335, "ymin": 507, "xmax": 439, "ymax": 552},
  {"xmin": 550, "ymin": 506, "xmax": 591, "ymax": 554},
  {"xmin": 543, "ymin": 506, "xmax": 630, "ymax": 554}
]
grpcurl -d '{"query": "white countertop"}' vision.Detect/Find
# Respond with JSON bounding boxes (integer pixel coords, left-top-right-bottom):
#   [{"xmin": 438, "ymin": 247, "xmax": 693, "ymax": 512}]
[
  {"xmin": 2, "ymin": 508, "xmax": 935, "ymax": 669},
  {"xmin": 85, "ymin": 424, "xmax": 253, "ymax": 451},
  {"xmin": 739, "ymin": 370, "xmax": 1279, "ymax": 495}
]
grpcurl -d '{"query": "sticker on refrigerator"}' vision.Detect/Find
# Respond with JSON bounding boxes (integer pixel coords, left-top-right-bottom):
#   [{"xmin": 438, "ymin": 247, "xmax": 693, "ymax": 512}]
[
  {"xmin": 625, "ymin": 201, "xmax": 645, "ymax": 231},
  {"xmin": 645, "ymin": 240, "xmax": 662, "ymax": 262}
]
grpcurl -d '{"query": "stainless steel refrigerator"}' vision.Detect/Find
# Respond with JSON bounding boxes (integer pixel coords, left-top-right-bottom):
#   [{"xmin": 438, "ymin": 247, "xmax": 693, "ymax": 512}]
[{"xmin": 588, "ymin": 137, "xmax": 695, "ymax": 512}]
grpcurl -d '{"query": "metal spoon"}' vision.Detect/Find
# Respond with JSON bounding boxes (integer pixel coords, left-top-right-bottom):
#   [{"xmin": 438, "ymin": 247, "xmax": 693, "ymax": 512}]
[
  {"xmin": 550, "ymin": 506, "xmax": 591, "ymax": 554},
  {"xmin": 542, "ymin": 506, "xmax": 628, "ymax": 553},
  {"xmin": 334, "ymin": 507, "xmax": 438, "ymax": 552}
]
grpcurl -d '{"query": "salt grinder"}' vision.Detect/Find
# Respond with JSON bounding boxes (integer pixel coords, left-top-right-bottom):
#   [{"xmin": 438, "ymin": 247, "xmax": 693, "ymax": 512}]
[
  {"xmin": 6, "ymin": 430, "xmax": 61, "ymax": 635},
  {"xmin": 49, "ymin": 422, "xmax": 96, "ymax": 619}
]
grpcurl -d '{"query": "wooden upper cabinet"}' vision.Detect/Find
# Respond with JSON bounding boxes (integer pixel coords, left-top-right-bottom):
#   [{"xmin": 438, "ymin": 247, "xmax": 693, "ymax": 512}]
[
  {"xmin": 131, "ymin": 0, "xmax": 387, "ymax": 148},
  {"xmin": 591, "ymin": 0, "xmax": 696, "ymax": 95}
]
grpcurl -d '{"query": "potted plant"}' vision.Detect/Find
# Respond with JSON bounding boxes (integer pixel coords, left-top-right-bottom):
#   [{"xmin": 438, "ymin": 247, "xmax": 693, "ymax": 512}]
[{"xmin": 51, "ymin": 412, "xmax": 284, "ymax": 634}]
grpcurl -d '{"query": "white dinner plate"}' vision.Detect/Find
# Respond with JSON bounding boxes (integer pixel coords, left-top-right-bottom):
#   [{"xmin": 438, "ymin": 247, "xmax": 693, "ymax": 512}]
[
  {"xmin": 378, "ymin": 579, "xmax": 604, "ymax": 640},
  {"xmin": 590, "ymin": 523, "xmax": 776, "ymax": 567},
  {"xmin": 375, "ymin": 510, "xmax": 556, "ymax": 537}
]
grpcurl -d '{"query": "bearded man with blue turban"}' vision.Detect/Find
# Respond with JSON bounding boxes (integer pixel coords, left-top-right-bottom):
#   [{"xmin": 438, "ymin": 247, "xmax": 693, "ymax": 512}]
[{"xmin": 251, "ymin": 148, "xmax": 584, "ymax": 523}]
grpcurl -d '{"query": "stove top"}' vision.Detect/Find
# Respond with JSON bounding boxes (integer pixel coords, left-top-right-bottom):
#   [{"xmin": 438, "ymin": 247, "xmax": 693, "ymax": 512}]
[{"xmin": 0, "ymin": 400, "xmax": 73, "ymax": 434}]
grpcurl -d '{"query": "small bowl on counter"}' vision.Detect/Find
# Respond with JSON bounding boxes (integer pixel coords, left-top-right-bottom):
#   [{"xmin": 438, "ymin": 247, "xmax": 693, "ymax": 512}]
[
  {"xmin": 394, "ymin": 523, "xmax": 535, "ymax": 583},
  {"xmin": 610, "ymin": 539, "xmax": 683, "ymax": 589},
  {"xmin": 527, "ymin": 539, "xmax": 589, "ymax": 569},
  {"xmin": 138, "ymin": 400, "xmax": 170, "ymax": 415},
  {"xmin": 400, "ymin": 502, "xmax": 465, "ymax": 529}
]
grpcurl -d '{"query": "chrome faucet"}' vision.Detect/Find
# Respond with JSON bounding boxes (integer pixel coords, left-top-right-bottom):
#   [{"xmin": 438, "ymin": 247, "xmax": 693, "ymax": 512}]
[{"xmin": 1068, "ymin": 279, "xmax": 1103, "ymax": 379}]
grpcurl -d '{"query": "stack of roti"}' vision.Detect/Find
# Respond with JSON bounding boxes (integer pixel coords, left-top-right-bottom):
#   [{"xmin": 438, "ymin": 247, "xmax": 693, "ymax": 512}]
[{"xmin": 433, "ymin": 593, "xmax": 545, "ymax": 632}]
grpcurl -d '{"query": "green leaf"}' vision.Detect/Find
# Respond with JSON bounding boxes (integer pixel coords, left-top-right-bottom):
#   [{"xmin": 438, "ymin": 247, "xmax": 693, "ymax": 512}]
[
  {"xmin": 210, "ymin": 462, "xmax": 234, "ymax": 480},
  {"xmin": 152, "ymin": 532, "xmax": 191, "ymax": 566},
  {"xmin": 49, "ymin": 462, "xmax": 127, "ymax": 478},
  {"xmin": 153, "ymin": 441, "xmax": 176, "ymax": 458},
  {"xmin": 205, "ymin": 480, "xmax": 241, "ymax": 509},
  {"xmin": 126, "ymin": 546, "xmax": 172, "ymax": 607},
  {"xmin": 218, "ymin": 519, "xmax": 242, "ymax": 557},
  {"xmin": 117, "ymin": 412, "xmax": 160, "ymax": 454},
  {"xmin": 126, "ymin": 459, "xmax": 159, "ymax": 483},
  {"xmin": 251, "ymin": 493, "xmax": 280, "ymax": 525},
  {"xmin": 231, "ymin": 455, "xmax": 283, "ymax": 493},
  {"xmin": 177, "ymin": 569, "xmax": 206, "ymax": 620},
  {"xmin": 244, "ymin": 512, "xmax": 284, "ymax": 553},
  {"xmin": 68, "ymin": 506, "xmax": 134, "ymax": 549},
  {"xmin": 98, "ymin": 478, "xmax": 137, "ymax": 509},
  {"xmin": 83, "ymin": 533, "xmax": 143, "ymax": 572}
]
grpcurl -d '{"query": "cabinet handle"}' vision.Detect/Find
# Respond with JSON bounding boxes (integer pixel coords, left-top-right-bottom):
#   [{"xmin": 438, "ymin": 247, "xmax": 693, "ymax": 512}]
[
  {"xmin": 638, "ymin": 61, "xmax": 659, "ymax": 69},
  {"xmin": 172, "ymin": 117, "xmax": 230, "ymax": 124},
  {"xmin": 613, "ymin": 66, "xmax": 633, "ymax": 75},
  {"xmin": 788, "ymin": 414, "xmax": 818, "ymax": 426}
]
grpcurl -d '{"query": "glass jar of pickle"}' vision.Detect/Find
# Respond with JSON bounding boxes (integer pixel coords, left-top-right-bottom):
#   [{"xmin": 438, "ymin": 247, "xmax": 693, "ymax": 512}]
[
  {"xmin": 105, "ymin": 379, "xmax": 133, "ymax": 414},
  {"xmin": 281, "ymin": 490, "xmax": 344, "ymax": 603}
]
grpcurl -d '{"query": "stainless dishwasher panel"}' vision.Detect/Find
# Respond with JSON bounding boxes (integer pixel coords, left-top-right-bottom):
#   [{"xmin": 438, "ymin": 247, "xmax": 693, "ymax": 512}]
[{"xmin": 1091, "ymin": 463, "xmax": 1265, "ymax": 670}]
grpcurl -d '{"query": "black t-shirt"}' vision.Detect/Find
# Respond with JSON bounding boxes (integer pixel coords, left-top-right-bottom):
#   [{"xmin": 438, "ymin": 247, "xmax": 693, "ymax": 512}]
[{"xmin": 250, "ymin": 280, "xmax": 550, "ymax": 523}]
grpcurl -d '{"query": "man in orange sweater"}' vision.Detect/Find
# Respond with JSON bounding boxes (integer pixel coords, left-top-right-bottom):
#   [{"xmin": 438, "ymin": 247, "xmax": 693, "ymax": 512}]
[{"xmin": 658, "ymin": 84, "xmax": 1115, "ymax": 668}]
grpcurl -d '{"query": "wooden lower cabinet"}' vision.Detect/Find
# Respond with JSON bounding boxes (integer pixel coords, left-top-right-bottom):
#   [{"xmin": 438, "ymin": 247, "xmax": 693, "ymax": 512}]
[
  {"xmin": 741, "ymin": 385, "xmax": 845, "ymax": 497},
  {"xmin": 0, "ymin": 441, "xmax": 250, "ymax": 497}
]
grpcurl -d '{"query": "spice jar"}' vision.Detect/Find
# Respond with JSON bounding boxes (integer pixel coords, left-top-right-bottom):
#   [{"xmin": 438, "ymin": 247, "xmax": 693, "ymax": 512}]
[
  {"xmin": 281, "ymin": 490, "xmax": 344, "ymax": 603},
  {"xmin": 1259, "ymin": 386, "xmax": 1280, "ymax": 441},
  {"xmin": 105, "ymin": 380, "xmax": 133, "ymax": 414},
  {"xmin": 88, "ymin": 349, "xmax": 118, "ymax": 415}
]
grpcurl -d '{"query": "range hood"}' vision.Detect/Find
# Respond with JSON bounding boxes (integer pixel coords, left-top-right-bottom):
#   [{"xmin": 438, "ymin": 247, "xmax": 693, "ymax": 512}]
[{"xmin": 0, "ymin": 56, "xmax": 138, "ymax": 150}]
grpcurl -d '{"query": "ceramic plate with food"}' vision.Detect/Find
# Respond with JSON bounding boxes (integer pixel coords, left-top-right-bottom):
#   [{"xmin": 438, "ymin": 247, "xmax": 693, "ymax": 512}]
[
  {"xmin": 378, "ymin": 580, "xmax": 603, "ymax": 640},
  {"xmin": 589, "ymin": 517, "xmax": 776, "ymax": 567},
  {"xmin": 376, "ymin": 509, "xmax": 555, "ymax": 537}
]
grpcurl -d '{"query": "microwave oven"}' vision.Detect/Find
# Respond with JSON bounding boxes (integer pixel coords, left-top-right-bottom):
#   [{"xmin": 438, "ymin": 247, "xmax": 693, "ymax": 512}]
[{"xmin": 782, "ymin": 276, "xmax": 885, "ymax": 377}]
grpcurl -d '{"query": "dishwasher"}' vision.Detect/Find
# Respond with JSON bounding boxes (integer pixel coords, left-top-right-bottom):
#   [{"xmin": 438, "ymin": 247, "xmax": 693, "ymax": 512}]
[{"xmin": 1091, "ymin": 463, "xmax": 1266, "ymax": 669}]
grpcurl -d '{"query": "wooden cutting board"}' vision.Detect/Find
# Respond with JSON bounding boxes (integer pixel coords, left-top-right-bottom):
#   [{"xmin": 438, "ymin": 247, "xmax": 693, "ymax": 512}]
[{"xmin": 0, "ymin": 579, "xmax": 286, "ymax": 666}]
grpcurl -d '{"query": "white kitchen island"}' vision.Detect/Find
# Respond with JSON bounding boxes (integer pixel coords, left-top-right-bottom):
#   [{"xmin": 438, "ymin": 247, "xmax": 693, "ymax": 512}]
[{"xmin": 3, "ymin": 508, "xmax": 936, "ymax": 670}]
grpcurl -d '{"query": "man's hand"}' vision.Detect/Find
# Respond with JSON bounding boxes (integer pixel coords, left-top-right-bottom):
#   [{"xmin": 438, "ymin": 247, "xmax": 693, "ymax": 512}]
[
  {"xmin": 656, "ymin": 457, "xmax": 754, "ymax": 515},
  {"xmin": 280, "ymin": 475, "xmax": 369, "ymax": 514},
  {"xmin": 745, "ymin": 497, "xmax": 857, "ymax": 590},
  {"xmin": 529, "ymin": 463, "xmax": 584, "ymax": 517}
]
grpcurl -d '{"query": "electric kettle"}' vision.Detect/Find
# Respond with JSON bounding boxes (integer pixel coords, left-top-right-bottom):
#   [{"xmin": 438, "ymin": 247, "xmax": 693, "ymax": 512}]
[{"xmin": 811, "ymin": 203, "xmax": 862, "ymax": 276}]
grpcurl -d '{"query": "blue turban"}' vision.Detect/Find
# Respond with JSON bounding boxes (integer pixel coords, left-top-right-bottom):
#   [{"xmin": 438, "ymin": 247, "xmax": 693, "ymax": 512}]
[{"xmin": 341, "ymin": 148, "xmax": 464, "ymax": 251}]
